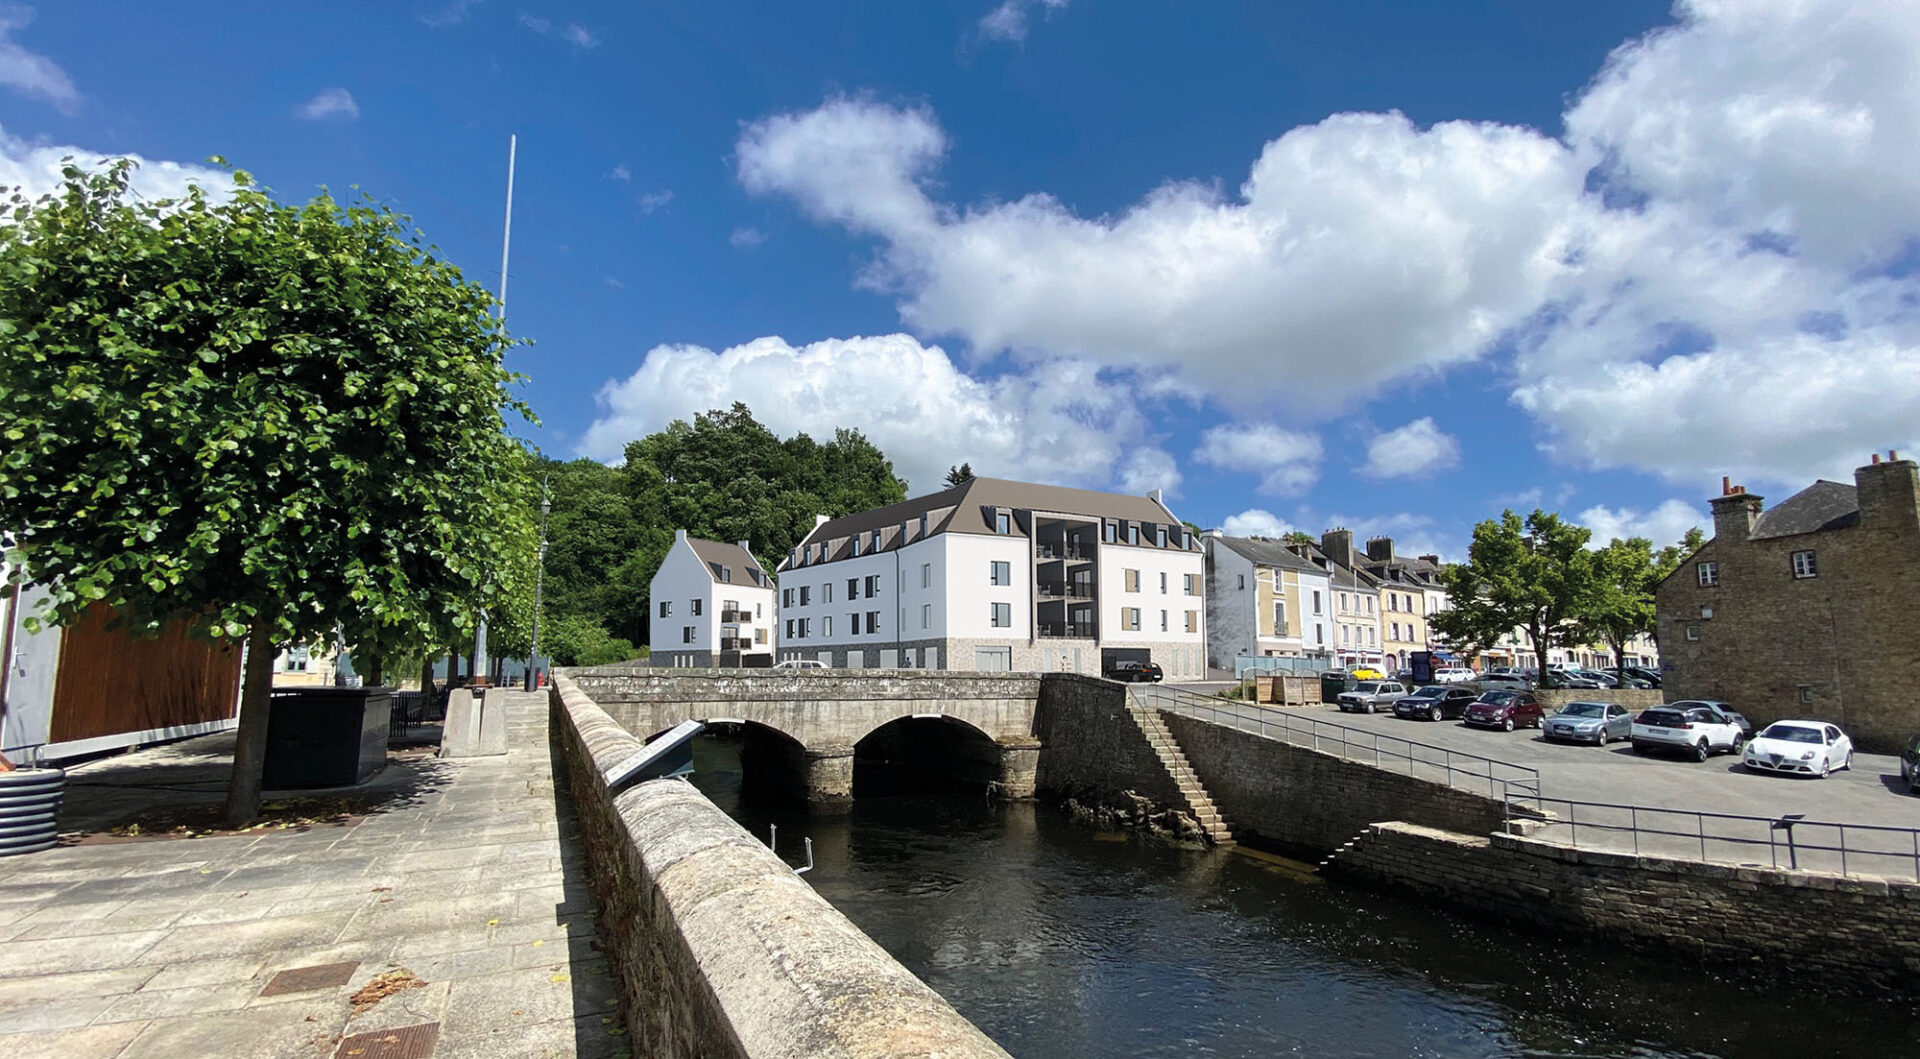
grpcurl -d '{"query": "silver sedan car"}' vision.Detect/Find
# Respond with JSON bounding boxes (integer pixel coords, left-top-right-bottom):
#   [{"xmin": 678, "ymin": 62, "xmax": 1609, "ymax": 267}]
[{"xmin": 1543, "ymin": 701, "xmax": 1634, "ymax": 745}]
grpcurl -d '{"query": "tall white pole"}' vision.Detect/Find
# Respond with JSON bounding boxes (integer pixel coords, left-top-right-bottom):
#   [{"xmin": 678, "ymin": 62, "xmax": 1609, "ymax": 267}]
[{"xmin": 473, "ymin": 133, "xmax": 515, "ymax": 686}]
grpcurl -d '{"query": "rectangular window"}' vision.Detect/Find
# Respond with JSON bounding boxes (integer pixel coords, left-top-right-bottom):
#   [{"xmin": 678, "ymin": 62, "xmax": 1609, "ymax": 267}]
[
  {"xmin": 798, "ymin": 587, "xmax": 809, "ymax": 607},
  {"xmin": 1186, "ymin": 610, "xmax": 1198, "ymax": 633},
  {"xmin": 1312, "ymin": 590, "xmax": 1322, "ymax": 615},
  {"xmin": 1127, "ymin": 523, "xmax": 1139, "ymax": 545},
  {"xmin": 1159, "ymin": 571, "xmax": 1168, "ymax": 593},
  {"xmin": 756, "ymin": 602, "xmax": 762, "ymax": 618},
  {"xmin": 800, "ymin": 618, "xmax": 811, "ymax": 638},
  {"xmin": 991, "ymin": 561, "xmax": 1011, "ymax": 586},
  {"xmin": 922, "ymin": 603, "xmax": 931, "ymax": 629},
  {"xmin": 996, "ymin": 511, "xmax": 1011, "ymax": 535},
  {"xmin": 786, "ymin": 619, "xmax": 795, "ymax": 638},
  {"xmin": 1237, "ymin": 574, "xmax": 1246, "ymax": 591},
  {"xmin": 823, "ymin": 583, "xmax": 833, "ymax": 604},
  {"xmin": 1122, "ymin": 608, "xmax": 1141, "ymax": 631},
  {"xmin": 849, "ymin": 611, "xmax": 858, "ymax": 635},
  {"xmin": 847, "ymin": 578, "xmax": 858, "ymax": 599},
  {"xmin": 1366, "ymin": 596, "xmax": 1375, "ymax": 615},
  {"xmin": 823, "ymin": 616, "xmax": 833, "ymax": 637},
  {"xmin": 1160, "ymin": 610, "xmax": 1168, "ymax": 632},
  {"xmin": 693, "ymin": 598, "xmax": 704, "ymax": 616},
  {"xmin": 919, "ymin": 514, "xmax": 928, "ymax": 537},
  {"xmin": 867, "ymin": 610, "xmax": 881, "ymax": 633},
  {"xmin": 871, "ymin": 529, "xmax": 881, "ymax": 552},
  {"xmin": 1342, "ymin": 625, "xmax": 1351, "ymax": 645},
  {"xmin": 1125, "ymin": 569, "xmax": 1140, "ymax": 592},
  {"xmin": 1184, "ymin": 573, "xmax": 1198, "ymax": 595},
  {"xmin": 1316, "ymin": 625, "xmax": 1324, "ymax": 644},
  {"xmin": 755, "ymin": 628, "xmax": 767, "ymax": 644},
  {"xmin": 1686, "ymin": 622, "xmax": 1701, "ymax": 641},
  {"xmin": 1275, "ymin": 601, "xmax": 1286, "ymax": 633},
  {"xmin": 1103, "ymin": 521, "xmax": 1116, "ymax": 543},
  {"xmin": 1390, "ymin": 621, "xmax": 1400, "ymax": 640},
  {"xmin": 721, "ymin": 568, "xmax": 731, "ymax": 583},
  {"xmin": 781, "ymin": 589, "xmax": 792, "ymax": 608},
  {"xmin": 1697, "ymin": 561, "xmax": 1718, "ymax": 587},
  {"xmin": 865, "ymin": 574, "xmax": 880, "ymax": 596},
  {"xmin": 683, "ymin": 626, "xmax": 695, "ymax": 644},
  {"xmin": 851, "ymin": 537, "xmax": 861, "ymax": 557},
  {"xmin": 1339, "ymin": 592, "xmax": 1348, "ymax": 612},
  {"xmin": 922, "ymin": 563, "xmax": 932, "ymax": 588},
  {"xmin": 1792, "ymin": 550, "xmax": 1817, "ymax": 578},
  {"xmin": 991, "ymin": 602, "xmax": 1012, "ymax": 628},
  {"xmin": 660, "ymin": 600, "xmax": 672, "ymax": 618},
  {"xmin": 1156, "ymin": 526, "xmax": 1168, "ymax": 548}
]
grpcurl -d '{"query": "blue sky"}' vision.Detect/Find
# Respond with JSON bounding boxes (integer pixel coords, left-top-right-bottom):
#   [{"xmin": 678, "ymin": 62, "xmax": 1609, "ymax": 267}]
[{"xmin": 5, "ymin": 1, "xmax": 1918, "ymax": 560}]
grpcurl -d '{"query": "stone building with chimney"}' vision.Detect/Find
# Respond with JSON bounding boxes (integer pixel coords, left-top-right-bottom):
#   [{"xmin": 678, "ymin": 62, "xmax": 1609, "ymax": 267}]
[{"xmin": 1654, "ymin": 452, "xmax": 1920, "ymax": 751}]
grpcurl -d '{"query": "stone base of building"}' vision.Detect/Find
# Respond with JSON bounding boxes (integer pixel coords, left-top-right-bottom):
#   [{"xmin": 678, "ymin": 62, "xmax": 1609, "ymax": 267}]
[{"xmin": 778, "ymin": 637, "xmax": 1208, "ymax": 681}]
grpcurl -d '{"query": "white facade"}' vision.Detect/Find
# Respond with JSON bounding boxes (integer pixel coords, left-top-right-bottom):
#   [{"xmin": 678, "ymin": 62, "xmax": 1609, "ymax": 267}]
[
  {"xmin": 1203, "ymin": 535, "xmax": 1333, "ymax": 669},
  {"xmin": 773, "ymin": 478, "xmax": 1208, "ymax": 679},
  {"xmin": 648, "ymin": 532, "xmax": 777, "ymax": 667}
]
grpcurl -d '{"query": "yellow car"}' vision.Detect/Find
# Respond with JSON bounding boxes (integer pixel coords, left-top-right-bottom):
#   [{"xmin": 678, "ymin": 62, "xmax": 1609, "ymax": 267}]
[{"xmin": 1349, "ymin": 666, "xmax": 1386, "ymax": 681}]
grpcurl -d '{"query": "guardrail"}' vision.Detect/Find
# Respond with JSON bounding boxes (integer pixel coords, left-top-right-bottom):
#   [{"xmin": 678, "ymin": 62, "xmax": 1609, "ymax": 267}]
[
  {"xmin": 1130, "ymin": 684, "xmax": 1541, "ymax": 803},
  {"xmin": 1517, "ymin": 796, "xmax": 1920, "ymax": 881}
]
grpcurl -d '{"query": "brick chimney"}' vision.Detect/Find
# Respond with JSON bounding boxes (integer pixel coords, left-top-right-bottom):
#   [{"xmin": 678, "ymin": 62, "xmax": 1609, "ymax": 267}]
[
  {"xmin": 1365, "ymin": 536, "xmax": 1395, "ymax": 562},
  {"xmin": 1708, "ymin": 477, "xmax": 1763, "ymax": 541},
  {"xmin": 1321, "ymin": 528, "xmax": 1355, "ymax": 569},
  {"xmin": 1855, "ymin": 450, "xmax": 1919, "ymax": 533}
]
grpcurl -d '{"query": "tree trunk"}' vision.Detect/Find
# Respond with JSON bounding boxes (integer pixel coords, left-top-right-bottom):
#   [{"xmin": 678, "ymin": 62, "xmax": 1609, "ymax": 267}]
[
  {"xmin": 1527, "ymin": 622, "xmax": 1552, "ymax": 688},
  {"xmin": 420, "ymin": 656, "xmax": 435, "ymax": 698},
  {"xmin": 365, "ymin": 652, "xmax": 384, "ymax": 687},
  {"xmin": 224, "ymin": 622, "xmax": 278, "ymax": 828}
]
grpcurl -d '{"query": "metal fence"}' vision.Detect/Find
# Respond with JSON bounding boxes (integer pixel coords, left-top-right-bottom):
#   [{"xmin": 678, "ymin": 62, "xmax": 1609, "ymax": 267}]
[
  {"xmin": 1517, "ymin": 796, "xmax": 1920, "ymax": 881},
  {"xmin": 1130, "ymin": 684, "xmax": 1541, "ymax": 803},
  {"xmin": 1231, "ymin": 656, "xmax": 1329, "ymax": 678}
]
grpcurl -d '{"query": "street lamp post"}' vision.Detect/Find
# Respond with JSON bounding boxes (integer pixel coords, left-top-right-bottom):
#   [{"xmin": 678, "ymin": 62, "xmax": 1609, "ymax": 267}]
[{"xmin": 525, "ymin": 477, "xmax": 551, "ymax": 691}]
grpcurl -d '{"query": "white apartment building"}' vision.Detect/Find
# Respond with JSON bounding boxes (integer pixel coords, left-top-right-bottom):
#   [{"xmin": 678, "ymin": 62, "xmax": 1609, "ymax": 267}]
[
  {"xmin": 1294, "ymin": 530, "xmax": 1385, "ymax": 670},
  {"xmin": 774, "ymin": 477, "xmax": 1208, "ymax": 679},
  {"xmin": 649, "ymin": 531, "xmax": 777, "ymax": 667},
  {"xmin": 1203, "ymin": 533, "xmax": 1333, "ymax": 669}
]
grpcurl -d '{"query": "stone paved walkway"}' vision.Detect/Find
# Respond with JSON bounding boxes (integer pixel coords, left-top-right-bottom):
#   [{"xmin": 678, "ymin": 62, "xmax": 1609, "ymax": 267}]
[{"xmin": 0, "ymin": 690, "xmax": 629, "ymax": 1058}]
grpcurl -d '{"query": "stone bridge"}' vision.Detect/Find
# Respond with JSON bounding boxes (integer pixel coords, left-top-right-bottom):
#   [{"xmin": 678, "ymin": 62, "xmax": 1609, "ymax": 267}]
[{"xmin": 562, "ymin": 668, "xmax": 1046, "ymax": 812}]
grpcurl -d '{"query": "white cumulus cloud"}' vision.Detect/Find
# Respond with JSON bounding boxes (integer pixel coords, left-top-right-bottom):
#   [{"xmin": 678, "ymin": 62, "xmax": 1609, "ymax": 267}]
[
  {"xmin": 739, "ymin": 0, "xmax": 1920, "ymax": 491},
  {"xmin": 296, "ymin": 88, "xmax": 358, "ymax": 122},
  {"xmin": 580, "ymin": 333, "xmax": 1172, "ymax": 496},
  {"xmin": 0, "ymin": 6, "xmax": 78, "ymax": 114},
  {"xmin": 1360, "ymin": 418, "xmax": 1460, "ymax": 479},
  {"xmin": 0, "ymin": 126, "xmax": 225, "ymax": 203},
  {"xmin": 978, "ymin": 0, "xmax": 1070, "ymax": 43},
  {"xmin": 1220, "ymin": 509, "xmax": 1291, "ymax": 538},
  {"xmin": 1192, "ymin": 423, "xmax": 1322, "ymax": 495},
  {"xmin": 1577, "ymin": 500, "xmax": 1708, "ymax": 549}
]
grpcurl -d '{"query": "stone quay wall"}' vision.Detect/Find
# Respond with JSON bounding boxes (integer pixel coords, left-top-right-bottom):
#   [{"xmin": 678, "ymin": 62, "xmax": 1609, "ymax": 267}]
[
  {"xmin": 1030, "ymin": 673, "xmax": 1186, "ymax": 815},
  {"xmin": 1534, "ymin": 688, "xmax": 1665, "ymax": 713},
  {"xmin": 1159, "ymin": 712, "xmax": 1511, "ymax": 852},
  {"xmin": 548, "ymin": 673, "xmax": 1011, "ymax": 1058},
  {"xmin": 1334, "ymin": 821, "xmax": 1920, "ymax": 991}
]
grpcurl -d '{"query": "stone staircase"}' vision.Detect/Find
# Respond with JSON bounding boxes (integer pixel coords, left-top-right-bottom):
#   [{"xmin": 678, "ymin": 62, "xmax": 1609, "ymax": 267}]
[
  {"xmin": 1127, "ymin": 704, "xmax": 1236, "ymax": 847},
  {"xmin": 1317, "ymin": 826, "xmax": 1373, "ymax": 872}
]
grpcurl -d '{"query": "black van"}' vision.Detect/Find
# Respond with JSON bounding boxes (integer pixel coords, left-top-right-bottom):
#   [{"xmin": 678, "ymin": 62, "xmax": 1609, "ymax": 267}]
[{"xmin": 1902, "ymin": 734, "xmax": 1920, "ymax": 795}]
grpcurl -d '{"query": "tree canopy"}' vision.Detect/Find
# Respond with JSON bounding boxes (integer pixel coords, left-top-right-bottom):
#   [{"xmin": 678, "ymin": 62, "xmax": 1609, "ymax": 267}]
[
  {"xmin": 1429, "ymin": 510, "xmax": 1599, "ymax": 687},
  {"xmin": 537, "ymin": 403, "xmax": 906, "ymax": 657},
  {"xmin": 0, "ymin": 160, "xmax": 536, "ymax": 820},
  {"xmin": 945, "ymin": 462, "xmax": 975, "ymax": 487}
]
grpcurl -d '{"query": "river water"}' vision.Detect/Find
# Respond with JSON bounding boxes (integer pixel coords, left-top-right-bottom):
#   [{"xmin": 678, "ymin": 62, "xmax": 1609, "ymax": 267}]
[{"xmin": 688, "ymin": 737, "xmax": 1919, "ymax": 1058}]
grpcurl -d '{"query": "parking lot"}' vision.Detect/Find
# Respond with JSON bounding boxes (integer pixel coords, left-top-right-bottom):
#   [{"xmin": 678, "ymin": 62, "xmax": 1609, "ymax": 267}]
[{"xmin": 1163, "ymin": 684, "xmax": 1919, "ymax": 877}]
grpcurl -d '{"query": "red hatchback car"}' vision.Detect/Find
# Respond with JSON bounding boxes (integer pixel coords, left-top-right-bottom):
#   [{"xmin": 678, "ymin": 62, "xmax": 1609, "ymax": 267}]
[{"xmin": 1461, "ymin": 690, "xmax": 1544, "ymax": 732}]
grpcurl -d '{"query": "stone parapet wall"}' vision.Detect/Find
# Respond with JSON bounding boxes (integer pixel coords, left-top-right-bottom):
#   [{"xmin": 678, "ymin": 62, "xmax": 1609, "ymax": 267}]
[
  {"xmin": 1159, "ymin": 713, "xmax": 1510, "ymax": 852},
  {"xmin": 1535, "ymin": 688, "xmax": 1665, "ymax": 713},
  {"xmin": 1031, "ymin": 674, "xmax": 1185, "ymax": 814},
  {"xmin": 548, "ymin": 673, "xmax": 1012, "ymax": 1058},
  {"xmin": 1334, "ymin": 821, "xmax": 1920, "ymax": 991}
]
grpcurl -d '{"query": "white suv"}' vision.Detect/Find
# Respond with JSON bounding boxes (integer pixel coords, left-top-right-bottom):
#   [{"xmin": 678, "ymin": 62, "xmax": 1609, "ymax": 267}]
[
  {"xmin": 1630, "ymin": 703, "xmax": 1744, "ymax": 761},
  {"xmin": 1433, "ymin": 666, "xmax": 1475, "ymax": 683},
  {"xmin": 773, "ymin": 659, "xmax": 828, "ymax": 669}
]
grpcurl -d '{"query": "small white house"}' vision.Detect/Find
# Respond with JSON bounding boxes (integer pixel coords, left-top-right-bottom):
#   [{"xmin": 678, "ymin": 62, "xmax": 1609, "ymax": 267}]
[{"xmin": 648, "ymin": 531, "xmax": 777, "ymax": 667}]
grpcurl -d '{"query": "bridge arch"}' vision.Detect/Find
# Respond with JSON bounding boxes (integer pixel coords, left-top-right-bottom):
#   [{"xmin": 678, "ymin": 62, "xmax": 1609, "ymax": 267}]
[{"xmin": 852, "ymin": 714, "xmax": 1004, "ymax": 800}]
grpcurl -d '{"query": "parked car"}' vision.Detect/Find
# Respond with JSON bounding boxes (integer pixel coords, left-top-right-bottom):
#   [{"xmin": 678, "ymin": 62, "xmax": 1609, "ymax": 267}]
[
  {"xmin": 773, "ymin": 658, "xmax": 827, "ymax": 669},
  {"xmin": 1475, "ymin": 672, "xmax": 1533, "ymax": 690},
  {"xmin": 1105, "ymin": 660, "xmax": 1165, "ymax": 683},
  {"xmin": 1393, "ymin": 685, "xmax": 1478, "ymax": 721},
  {"xmin": 1630, "ymin": 704, "xmax": 1744, "ymax": 761},
  {"xmin": 1433, "ymin": 666, "xmax": 1476, "ymax": 684},
  {"xmin": 1348, "ymin": 666, "xmax": 1387, "ymax": 681},
  {"xmin": 1624, "ymin": 666, "xmax": 1663, "ymax": 688},
  {"xmin": 1548, "ymin": 669, "xmax": 1605, "ymax": 689},
  {"xmin": 1742, "ymin": 720, "xmax": 1854, "ymax": 778},
  {"xmin": 1336, "ymin": 680, "xmax": 1408, "ymax": 714},
  {"xmin": 1666, "ymin": 699, "xmax": 1752, "ymax": 741},
  {"xmin": 1901, "ymin": 734, "xmax": 1920, "ymax": 795},
  {"xmin": 1543, "ymin": 701, "xmax": 1634, "ymax": 745},
  {"xmin": 1462, "ymin": 690, "xmax": 1544, "ymax": 731}
]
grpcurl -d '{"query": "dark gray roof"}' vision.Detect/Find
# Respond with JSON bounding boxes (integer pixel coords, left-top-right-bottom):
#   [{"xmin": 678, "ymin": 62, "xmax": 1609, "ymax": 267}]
[
  {"xmin": 685, "ymin": 537, "xmax": 769, "ymax": 587},
  {"xmin": 784, "ymin": 477, "xmax": 1193, "ymax": 570},
  {"xmin": 1293, "ymin": 542, "xmax": 1380, "ymax": 589},
  {"xmin": 1750, "ymin": 480, "xmax": 1860, "ymax": 540},
  {"xmin": 1214, "ymin": 535, "xmax": 1324, "ymax": 575}
]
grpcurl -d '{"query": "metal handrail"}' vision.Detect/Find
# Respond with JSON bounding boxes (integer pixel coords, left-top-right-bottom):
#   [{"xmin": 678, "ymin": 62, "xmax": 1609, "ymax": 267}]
[
  {"xmin": 1513, "ymin": 795, "xmax": 1920, "ymax": 881},
  {"xmin": 1131, "ymin": 684, "xmax": 1541, "ymax": 803}
]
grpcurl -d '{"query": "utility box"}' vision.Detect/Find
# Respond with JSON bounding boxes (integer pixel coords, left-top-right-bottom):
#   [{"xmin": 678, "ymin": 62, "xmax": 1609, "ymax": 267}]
[
  {"xmin": 1319, "ymin": 671, "xmax": 1354, "ymax": 704},
  {"xmin": 262, "ymin": 687, "xmax": 391, "ymax": 789}
]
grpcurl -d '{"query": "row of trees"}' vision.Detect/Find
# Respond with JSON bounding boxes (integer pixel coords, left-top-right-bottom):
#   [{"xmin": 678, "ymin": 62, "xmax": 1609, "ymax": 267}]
[
  {"xmin": 1430, "ymin": 510, "xmax": 1703, "ymax": 687},
  {"xmin": 534, "ymin": 403, "xmax": 908, "ymax": 664},
  {"xmin": 0, "ymin": 161, "xmax": 538, "ymax": 823}
]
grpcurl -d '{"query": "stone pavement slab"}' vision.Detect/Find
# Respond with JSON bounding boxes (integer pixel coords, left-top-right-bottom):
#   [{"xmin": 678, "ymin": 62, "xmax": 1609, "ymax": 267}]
[{"xmin": 0, "ymin": 690, "xmax": 628, "ymax": 1057}]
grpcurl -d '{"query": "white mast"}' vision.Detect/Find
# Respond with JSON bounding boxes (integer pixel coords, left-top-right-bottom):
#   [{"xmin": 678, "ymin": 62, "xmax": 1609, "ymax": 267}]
[{"xmin": 473, "ymin": 133, "xmax": 515, "ymax": 686}]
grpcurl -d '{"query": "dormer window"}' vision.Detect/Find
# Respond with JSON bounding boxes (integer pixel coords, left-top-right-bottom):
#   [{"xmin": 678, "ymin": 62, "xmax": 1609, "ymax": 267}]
[
  {"xmin": 919, "ymin": 514, "xmax": 928, "ymax": 536},
  {"xmin": 996, "ymin": 511, "xmax": 1011, "ymax": 535},
  {"xmin": 871, "ymin": 528, "xmax": 882, "ymax": 551},
  {"xmin": 1103, "ymin": 521, "xmax": 1116, "ymax": 543},
  {"xmin": 1156, "ymin": 526, "xmax": 1168, "ymax": 549},
  {"xmin": 1126, "ymin": 523, "xmax": 1139, "ymax": 546},
  {"xmin": 851, "ymin": 537, "xmax": 861, "ymax": 557},
  {"xmin": 721, "ymin": 568, "xmax": 732, "ymax": 583}
]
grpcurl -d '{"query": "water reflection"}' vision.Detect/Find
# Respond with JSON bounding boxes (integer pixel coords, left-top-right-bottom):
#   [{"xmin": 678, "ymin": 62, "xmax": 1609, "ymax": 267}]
[{"xmin": 689, "ymin": 735, "xmax": 1918, "ymax": 1057}]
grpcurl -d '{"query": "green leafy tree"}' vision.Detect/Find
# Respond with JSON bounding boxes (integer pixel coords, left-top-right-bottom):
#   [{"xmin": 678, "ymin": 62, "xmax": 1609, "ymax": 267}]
[
  {"xmin": 1577, "ymin": 526, "xmax": 1704, "ymax": 682},
  {"xmin": 1430, "ymin": 510, "xmax": 1600, "ymax": 688},
  {"xmin": 0, "ymin": 160, "xmax": 535, "ymax": 824},
  {"xmin": 944, "ymin": 462, "xmax": 975, "ymax": 487}
]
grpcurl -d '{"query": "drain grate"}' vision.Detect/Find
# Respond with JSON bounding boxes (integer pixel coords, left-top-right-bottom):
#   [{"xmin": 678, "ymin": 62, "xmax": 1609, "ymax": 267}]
[
  {"xmin": 334, "ymin": 1022, "xmax": 440, "ymax": 1059},
  {"xmin": 260, "ymin": 961, "xmax": 360, "ymax": 997}
]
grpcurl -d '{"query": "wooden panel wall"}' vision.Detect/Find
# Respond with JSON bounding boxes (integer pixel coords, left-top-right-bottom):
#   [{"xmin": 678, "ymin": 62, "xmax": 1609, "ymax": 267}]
[{"xmin": 50, "ymin": 606, "xmax": 241, "ymax": 743}]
